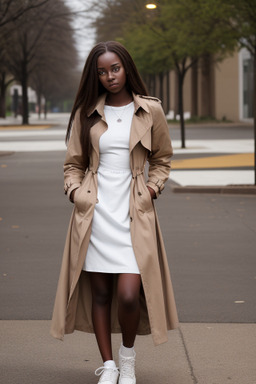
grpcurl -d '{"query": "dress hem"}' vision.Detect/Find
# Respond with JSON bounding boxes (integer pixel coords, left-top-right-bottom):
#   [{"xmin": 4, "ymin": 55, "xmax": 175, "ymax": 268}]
[{"xmin": 83, "ymin": 269, "xmax": 141, "ymax": 274}]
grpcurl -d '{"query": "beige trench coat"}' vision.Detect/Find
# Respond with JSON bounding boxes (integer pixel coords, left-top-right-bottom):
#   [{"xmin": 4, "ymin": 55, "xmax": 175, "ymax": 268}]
[{"xmin": 51, "ymin": 93, "xmax": 179, "ymax": 346}]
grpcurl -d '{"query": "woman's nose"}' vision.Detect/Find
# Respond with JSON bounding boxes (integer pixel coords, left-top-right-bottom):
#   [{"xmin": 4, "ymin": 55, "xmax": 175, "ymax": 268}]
[{"xmin": 107, "ymin": 71, "xmax": 115, "ymax": 80}]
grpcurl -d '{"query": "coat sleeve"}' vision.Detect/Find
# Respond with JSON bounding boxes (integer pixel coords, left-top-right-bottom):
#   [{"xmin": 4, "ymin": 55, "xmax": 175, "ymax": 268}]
[
  {"xmin": 146, "ymin": 102, "xmax": 173, "ymax": 198},
  {"xmin": 63, "ymin": 110, "xmax": 86, "ymax": 200}
]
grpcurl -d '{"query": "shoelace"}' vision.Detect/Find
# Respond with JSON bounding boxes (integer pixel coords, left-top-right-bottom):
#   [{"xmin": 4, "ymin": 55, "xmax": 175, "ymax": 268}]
[
  {"xmin": 95, "ymin": 366, "xmax": 119, "ymax": 382},
  {"xmin": 120, "ymin": 356, "xmax": 135, "ymax": 378}
]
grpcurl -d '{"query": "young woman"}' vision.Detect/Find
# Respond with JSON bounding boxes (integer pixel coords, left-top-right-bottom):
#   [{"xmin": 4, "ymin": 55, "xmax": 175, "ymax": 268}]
[{"xmin": 51, "ymin": 41, "xmax": 179, "ymax": 384}]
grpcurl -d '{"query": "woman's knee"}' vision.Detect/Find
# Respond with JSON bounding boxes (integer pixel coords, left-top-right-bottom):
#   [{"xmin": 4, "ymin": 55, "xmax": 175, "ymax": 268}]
[
  {"xmin": 90, "ymin": 273, "xmax": 113, "ymax": 306},
  {"xmin": 118, "ymin": 290, "xmax": 140, "ymax": 311},
  {"xmin": 117, "ymin": 274, "xmax": 141, "ymax": 311}
]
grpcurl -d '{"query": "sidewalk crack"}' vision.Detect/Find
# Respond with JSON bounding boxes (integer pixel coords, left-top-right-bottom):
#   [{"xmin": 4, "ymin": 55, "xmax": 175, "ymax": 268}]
[{"xmin": 179, "ymin": 327, "xmax": 198, "ymax": 384}]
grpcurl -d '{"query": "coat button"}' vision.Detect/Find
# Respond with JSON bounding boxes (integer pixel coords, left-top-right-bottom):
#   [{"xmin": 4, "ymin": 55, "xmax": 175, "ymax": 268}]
[
  {"xmin": 87, "ymin": 190, "xmax": 91, "ymax": 193},
  {"xmin": 138, "ymin": 192, "xmax": 142, "ymax": 196},
  {"xmin": 130, "ymin": 217, "xmax": 133, "ymax": 222}
]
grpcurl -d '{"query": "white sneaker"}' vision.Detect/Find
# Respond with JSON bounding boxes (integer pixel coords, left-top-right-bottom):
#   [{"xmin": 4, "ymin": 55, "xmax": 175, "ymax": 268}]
[
  {"xmin": 118, "ymin": 350, "xmax": 136, "ymax": 384},
  {"xmin": 95, "ymin": 366, "xmax": 119, "ymax": 384}
]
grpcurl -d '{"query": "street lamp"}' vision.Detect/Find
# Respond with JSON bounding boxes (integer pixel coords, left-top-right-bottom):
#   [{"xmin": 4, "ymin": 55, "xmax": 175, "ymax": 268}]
[{"xmin": 145, "ymin": 3, "xmax": 157, "ymax": 9}]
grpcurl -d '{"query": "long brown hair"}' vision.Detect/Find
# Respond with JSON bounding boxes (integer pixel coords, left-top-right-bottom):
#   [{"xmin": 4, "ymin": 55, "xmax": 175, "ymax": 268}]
[{"xmin": 66, "ymin": 41, "xmax": 148, "ymax": 169}]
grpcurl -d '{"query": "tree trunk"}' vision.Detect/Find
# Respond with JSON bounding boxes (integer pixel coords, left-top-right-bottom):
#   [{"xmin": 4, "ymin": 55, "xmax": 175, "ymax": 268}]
[
  {"xmin": 144, "ymin": 74, "xmax": 150, "ymax": 94},
  {"xmin": 159, "ymin": 72, "xmax": 164, "ymax": 104},
  {"xmin": 0, "ymin": 94, "xmax": 5, "ymax": 118},
  {"xmin": 21, "ymin": 63, "xmax": 29, "ymax": 125},
  {"xmin": 177, "ymin": 69, "xmax": 186, "ymax": 148},
  {"xmin": 0, "ymin": 72, "xmax": 6, "ymax": 118},
  {"xmin": 191, "ymin": 59, "xmax": 198, "ymax": 117},
  {"xmin": 152, "ymin": 74, "xmax": 156, "ymax": 96},
  {"xmin": 174, "ymin": 71, "xmax": 179, "ymax": 118},
  {"xmin": 44, "ymin": 99, "xmax": 47, "ymax": 119},
  {"xmin": 37, "ymin": 90, "xmax": 42, "ymax": 119},
  {"xmin": 166, "ymin": 71, "xmax": 170, "ymax": 115},
  {"xmin": 201, "ymin": 54, "xmax": 214, "ymax": 117}
]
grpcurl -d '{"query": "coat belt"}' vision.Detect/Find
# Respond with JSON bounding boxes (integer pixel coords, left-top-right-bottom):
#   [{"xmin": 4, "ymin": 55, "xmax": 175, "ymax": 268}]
[{"xmin": 132, "ymin": 170, "xmax": 144, "ymax": 178}]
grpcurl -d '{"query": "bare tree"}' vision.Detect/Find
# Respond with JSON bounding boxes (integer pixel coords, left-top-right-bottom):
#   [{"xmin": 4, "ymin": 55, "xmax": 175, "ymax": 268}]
[
  {"xmin": 0, "ymin": 38, "xmax": 14, "ymax": 117},
  {"xmin": 31, "ymin": 18, "xmax": 79, "ymax": 117},
  {"xmin": 2, "ymin": 0, "xmax": 79, "ymax": 124},
  {"xmin": 0, "ymin": 0, "xmax": 52, "ymax": 117},
  {"xmin": 0, "ymin": 0, "xmax": 50, "ymax": 28},
  {"xmin": 91, "ymin": 0, "xmax": 145, "ymax": 43}
]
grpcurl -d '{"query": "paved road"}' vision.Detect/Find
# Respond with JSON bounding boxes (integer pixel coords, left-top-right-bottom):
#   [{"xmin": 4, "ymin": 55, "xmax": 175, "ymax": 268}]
[
  {"xmin": 1, "ymin": 120, "xmax": 256, "ymax": 384},
  {"xmin": 170, "ymin": 122, "xmax": 254, "ymax": 140},
  {"xmin": 0, "ymin": 122, "xmax": 255, "ymax": 323}
]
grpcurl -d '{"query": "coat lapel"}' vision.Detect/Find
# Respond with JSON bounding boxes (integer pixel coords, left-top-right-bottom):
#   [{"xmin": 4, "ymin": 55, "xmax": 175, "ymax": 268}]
[
  {"xmin": 89, "ymin": 94, "xmax": 107, "ymax": 162},
  {"xmin": 129, "ymin": 94, "xmax": 152, "ymax": 153},
  {"xmin": 90, "ymin": 121, "xmax": 107, "ymax": 164},
  {"xmin": 129, "ymin": 113, "xmax": 151, "ymax": 153},
  {"xmin": 88, "ymin": 93, "xmax": 152, "ymax": 158}
]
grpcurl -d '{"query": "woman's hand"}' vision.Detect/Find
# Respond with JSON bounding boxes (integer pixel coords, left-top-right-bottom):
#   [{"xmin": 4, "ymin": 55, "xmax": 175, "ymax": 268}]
[{"xmin": 147, "ymin": 186, "xmax": 156, "ymax": 200}]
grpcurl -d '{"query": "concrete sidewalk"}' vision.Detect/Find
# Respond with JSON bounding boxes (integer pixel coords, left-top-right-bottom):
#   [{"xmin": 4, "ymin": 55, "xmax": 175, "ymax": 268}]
[
  {"xmin": 170, "ymin": 138, "xmax": 255, "ymax": 188},
  {"xmin": 1, "ymin": 114, "xmax": 255, "ymax": 189},
  {"xmin": 1, "ymin": 321, "xmax": 255, "ymax": 384},
  {"xmin": 0, "ymin": 112, "xmax": 70, "ymax": 127}
]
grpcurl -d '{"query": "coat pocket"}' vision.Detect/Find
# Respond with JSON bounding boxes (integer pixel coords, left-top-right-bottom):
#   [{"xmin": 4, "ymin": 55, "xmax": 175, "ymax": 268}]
[
  {"xmin": 134, "ymin": 176, "xmax": 153, "ymax": 214},
  {"xmin": 73, "ymin": 173, "xmax": 96, "ymax": 214}
]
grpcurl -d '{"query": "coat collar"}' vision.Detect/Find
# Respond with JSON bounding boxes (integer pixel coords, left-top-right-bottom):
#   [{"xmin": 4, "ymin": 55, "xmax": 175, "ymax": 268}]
[
  {"xmin": 88, "ymin": 92, "xmax": 152, "ymax": 161},
  {"xmin": 87, "ymin": 92, "xmax": 150, "ymax": 118}
]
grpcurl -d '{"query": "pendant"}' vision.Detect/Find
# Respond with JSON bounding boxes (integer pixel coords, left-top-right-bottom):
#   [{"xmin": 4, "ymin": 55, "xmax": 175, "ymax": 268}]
[{"xmin": 117, "ymin": 118, "xmax": 122, "ymax": 122}]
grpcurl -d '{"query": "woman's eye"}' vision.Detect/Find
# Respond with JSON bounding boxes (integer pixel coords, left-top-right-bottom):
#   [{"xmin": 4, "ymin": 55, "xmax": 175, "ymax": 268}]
[
  {"xmin": 98, "ymin": 70, "xmax": 106, "ymax": 76},
  {"xmin": 113, "ymin": 66, "xmax": 120, "ymax": 73}
]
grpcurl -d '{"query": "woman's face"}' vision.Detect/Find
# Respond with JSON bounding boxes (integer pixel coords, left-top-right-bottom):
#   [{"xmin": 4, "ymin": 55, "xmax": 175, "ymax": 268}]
[{"xmin": 97, "ymin": 51, "xmax": 127, "ymax": 95}]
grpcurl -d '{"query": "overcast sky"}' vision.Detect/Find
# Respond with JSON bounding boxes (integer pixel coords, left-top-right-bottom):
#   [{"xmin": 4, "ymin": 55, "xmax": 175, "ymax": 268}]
[{"xmin": 64, "ymin": 0, "xmax": 97, "ymax": 67}]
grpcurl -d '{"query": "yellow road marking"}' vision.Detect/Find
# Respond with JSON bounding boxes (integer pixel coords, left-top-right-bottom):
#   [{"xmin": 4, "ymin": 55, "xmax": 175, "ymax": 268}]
[
  {"xmin": 172, "ymin": 153, "xmax": 254, "ymax": 169},
  {"xmin": 0, "ymin": 125, "xmax": 51, "ymax": 130}
]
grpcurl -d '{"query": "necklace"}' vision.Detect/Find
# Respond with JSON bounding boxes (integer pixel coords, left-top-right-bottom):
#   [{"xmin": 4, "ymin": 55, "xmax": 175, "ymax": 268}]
[{"xmin": 110, "ymin": 104, "xmax": 128, "ymax": 123}]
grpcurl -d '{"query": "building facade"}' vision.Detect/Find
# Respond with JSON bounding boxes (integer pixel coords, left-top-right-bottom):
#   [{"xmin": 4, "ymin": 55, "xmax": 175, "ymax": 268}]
[{"xmin": 148, "ymin": 48, "xmax": 254, "ymax": 123}]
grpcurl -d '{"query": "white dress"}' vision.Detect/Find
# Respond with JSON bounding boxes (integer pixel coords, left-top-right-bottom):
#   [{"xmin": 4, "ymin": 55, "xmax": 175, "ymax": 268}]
[{"xmin": 83, "ymin": 101, "xmax": 140, "ymax": 274}]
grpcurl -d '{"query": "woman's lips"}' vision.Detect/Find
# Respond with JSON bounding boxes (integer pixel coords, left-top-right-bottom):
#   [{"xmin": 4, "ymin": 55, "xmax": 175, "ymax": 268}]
[{"xmin": 109, "ymin": 83, "xmax": 118, "ymax": 88}]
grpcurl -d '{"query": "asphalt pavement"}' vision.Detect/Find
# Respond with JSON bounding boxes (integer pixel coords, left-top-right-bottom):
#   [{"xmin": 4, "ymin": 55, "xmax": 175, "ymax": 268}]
[{"xmin": 0, "ymin": 114, "xmax": 256, "ymax": 384}]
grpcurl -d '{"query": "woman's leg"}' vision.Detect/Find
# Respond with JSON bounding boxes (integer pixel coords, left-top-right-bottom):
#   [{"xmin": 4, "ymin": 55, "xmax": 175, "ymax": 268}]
[
  {"xmin": 89, "ymin": 272, "xmax": 113, "ymax": 362},
  {"xmin": 117, "ymin": 273, "xmax": 141, "ymax": 347}
]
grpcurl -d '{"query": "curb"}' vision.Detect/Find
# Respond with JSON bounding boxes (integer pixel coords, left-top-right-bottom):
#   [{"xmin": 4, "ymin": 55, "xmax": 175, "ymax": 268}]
[{"xmin": 171, "ymin": 185, "xmax": 256, "ymax": 195}]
